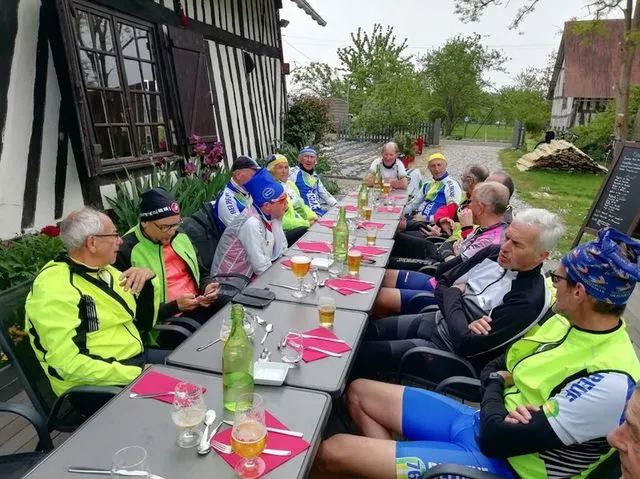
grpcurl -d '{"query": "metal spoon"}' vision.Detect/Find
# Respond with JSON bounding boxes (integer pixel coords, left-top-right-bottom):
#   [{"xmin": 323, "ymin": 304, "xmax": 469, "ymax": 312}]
[
  {"xmin": 197, "ymin": 409, "xmax": 217, "ymax": 455},
  {"xmin": 261, "ymin": 323, "xmax": 273, "ymax": 345},
  {"xmin": 197, "ymin": 421, "xmax": 223, "ymax": 456}
]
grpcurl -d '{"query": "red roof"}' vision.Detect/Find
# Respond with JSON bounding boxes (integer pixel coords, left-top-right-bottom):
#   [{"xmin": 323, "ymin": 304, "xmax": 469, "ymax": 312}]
[{"xmin": 562, "ymin": 19, "xmax": 640, "ymax": 98}]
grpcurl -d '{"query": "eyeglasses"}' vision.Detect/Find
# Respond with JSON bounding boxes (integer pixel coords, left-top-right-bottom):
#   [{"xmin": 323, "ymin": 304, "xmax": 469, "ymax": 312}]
[
  {"xmin": 549, "ymin": 272, "xmax": 569, "ymax": 284},
  {"xmin": 154, "ymin": 220, "xmax": 182, "ymax": 232},
  {"xmin": 92, "ymin": 233, "xmax": 121, "ymax": 239}
]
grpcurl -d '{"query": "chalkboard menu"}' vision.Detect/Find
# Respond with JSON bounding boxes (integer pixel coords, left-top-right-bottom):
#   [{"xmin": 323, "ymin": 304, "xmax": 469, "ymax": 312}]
[{"xmin": 574, "ymin": 143, "xmax": 640, "ymax": 246}]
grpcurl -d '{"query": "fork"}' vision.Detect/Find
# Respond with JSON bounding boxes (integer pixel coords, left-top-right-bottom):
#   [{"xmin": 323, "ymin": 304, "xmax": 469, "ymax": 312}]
[
  {"xmin": 209, "ymin": 438, "xmax": 291, "ymax": 456},
  {"xmin": 129, "ymin": 391, "xmax": 175, "ymax": 399}
]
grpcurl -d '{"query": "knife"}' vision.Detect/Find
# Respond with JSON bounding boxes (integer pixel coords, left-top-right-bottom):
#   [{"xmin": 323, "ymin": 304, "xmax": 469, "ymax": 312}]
[
  {"xmin": 268, "ymin": 283, "xmax": 299, "ymax": 291},
  {"xmin": 305, "ymin": 346, "xmax": 343, "ymax": 357},
  {"xmin": 129, "ymin": 391, "xmax": 175, "ymax": 399},
  {"xmin": 300, "ymin": 334, "xmax": 346, "ymax": 344},
  {"xmin": 223, "ymin": 419, "xmax": 304, "ymax": 437},
  {"xmin": 68, "ymin": 467, "xmax": 164, "ymax": 479},
  {"xmin": 327, "ymin": 284, "xmax": 369, "ymax": 295}
]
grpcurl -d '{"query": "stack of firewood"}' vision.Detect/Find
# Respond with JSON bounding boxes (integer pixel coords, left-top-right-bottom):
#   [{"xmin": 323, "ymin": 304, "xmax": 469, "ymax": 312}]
[{"xmin": 517, "ymin": 140, "xmax": 607, "ymax": 173}]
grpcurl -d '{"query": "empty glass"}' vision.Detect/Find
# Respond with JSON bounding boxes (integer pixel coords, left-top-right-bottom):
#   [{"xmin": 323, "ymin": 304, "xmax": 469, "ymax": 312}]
[
  {"xmin": 171, "ymin": 382, "xmax": 206, "ymax": 448},
  {"xmin": 220, "ymin": 308, "xmax": 256, "ymax": 341},
  {"xmin": 279, "ymin": 330, "xmax": 303, "ymax": 365},
  {"xmin": 111, "ymin": 446, "xmax": 149, "ymax": 478}
]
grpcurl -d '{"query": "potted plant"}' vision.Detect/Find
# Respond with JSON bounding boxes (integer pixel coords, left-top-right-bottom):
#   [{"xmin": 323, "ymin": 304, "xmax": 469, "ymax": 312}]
[{"xmin": 393, "ymin": 131, "xmax": 416, "ymax": 168}]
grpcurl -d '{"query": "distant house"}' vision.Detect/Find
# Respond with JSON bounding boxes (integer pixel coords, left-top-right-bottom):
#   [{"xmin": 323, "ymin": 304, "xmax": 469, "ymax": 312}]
[
  {"xmin": 548, "ymin": 19, "xmax": 640, "ymax": 130},
  {"xmin": 0, "ymin": 0, "xmax": 325, "ymax": 240}
]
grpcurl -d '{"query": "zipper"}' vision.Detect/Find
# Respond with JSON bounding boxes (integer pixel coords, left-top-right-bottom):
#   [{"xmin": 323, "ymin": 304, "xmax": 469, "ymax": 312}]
[{"xmin": 157, "ymin": 246, "xmax": 167, "ymax": 303}]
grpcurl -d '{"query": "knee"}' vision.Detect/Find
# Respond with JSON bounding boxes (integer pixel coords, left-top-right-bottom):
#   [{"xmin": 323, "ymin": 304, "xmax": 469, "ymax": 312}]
[
  {"xmin": 314, "ymin": 434, "xmax": 354, "ymax": 473},
  {"xmin": 346, "ymin": 378, "xmax": 371, "ymax": 415}
]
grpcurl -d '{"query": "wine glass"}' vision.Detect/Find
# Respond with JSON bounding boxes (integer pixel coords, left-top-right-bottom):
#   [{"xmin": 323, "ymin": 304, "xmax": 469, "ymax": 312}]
[
  {"xmin": 220, "ymin": 308, "xmax": 256, "ymax": 341},
  {"xmin": 231, "ymin": 393, "xmax": 267, "ymax": 478},
  {"xmin": 290, "ymin": 255, "xmax": 311, "ymax": 298},
  {"xmin": 279, "ymin": 330, "xmax": 304, "ymax": 365},
  {"xmin": 111, "ymin": 446, "xmax": 148, "ymax": 478},
  {"xmin": 171, "ymin": 382, "xmax": 206, "ymax": 448}
]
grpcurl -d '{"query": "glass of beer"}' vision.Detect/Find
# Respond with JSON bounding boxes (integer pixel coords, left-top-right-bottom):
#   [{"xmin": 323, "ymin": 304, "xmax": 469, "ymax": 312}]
[
  {"xmin": 366, "ymin": 226, "xmax": 378, "ymax": 246},
  {"xmin": 171, "ymin": 382, "xmax": 205, "ymax": 448},
  {"xmin": 347, "ymin": 250, "xmax": 362, "ymax": 276},
  {"xmin": 361, "ymin": 206, "xmax": 372, "ymax": 221},
  {"xmin": 290, "ymin": 255, "xmax": 312, "ymax": 299},
  {"xmin": 382, "ymin": 182, "xmax": 392, "ymax": 196},
  {"xmin": 318, "ymin": 296, "xmax": 336, "ymax": 328},
  {"xmin": 231, "ymin": 393, "xmax": 267, "ymax": 478}
]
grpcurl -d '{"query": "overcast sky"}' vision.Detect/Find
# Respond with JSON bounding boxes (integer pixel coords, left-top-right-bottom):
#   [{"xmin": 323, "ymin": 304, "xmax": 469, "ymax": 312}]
[{"xmin": 280, "ymin": 0, "xmax": 615, "ymax": 89}]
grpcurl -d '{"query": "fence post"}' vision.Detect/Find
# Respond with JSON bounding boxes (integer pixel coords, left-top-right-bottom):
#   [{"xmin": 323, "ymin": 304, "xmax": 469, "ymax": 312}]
[
  {"xmin": 511, "ymin": 120, "xmax": 523, "ymax": 148},
  {"xmin": 432, "ymin": 119, "xmax": 441, "ymax": 146}
]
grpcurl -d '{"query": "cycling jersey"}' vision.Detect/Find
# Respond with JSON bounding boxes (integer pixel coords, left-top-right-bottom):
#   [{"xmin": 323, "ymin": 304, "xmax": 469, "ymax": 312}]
[
  {"xmin": 404, "ymin": 172, "xmax": 462, "ymax": 222},
  {"xmin": 211, "ymin": 179, "xmax": 251, "ymax": 232},
  {"xmin": 289, "ymin": 166, "xmax": 337, "ymax": 216}
]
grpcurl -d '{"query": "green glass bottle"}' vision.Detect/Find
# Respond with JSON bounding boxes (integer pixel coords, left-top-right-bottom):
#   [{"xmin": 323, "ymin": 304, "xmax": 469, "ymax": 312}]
[
  {"xmin": 374, "ymin": 164, "xmax": 384, "ymax": 191},
  {"xmin": 357, "ymin": 179, "xmax": 369, "ymax": 210},
  {"xmin": 222, "ymin": 304, "xmax": 254, "ymax": 412},
  {"xmin": 332, "ymin": 206, "xmax": 349, "ymax": 263}
]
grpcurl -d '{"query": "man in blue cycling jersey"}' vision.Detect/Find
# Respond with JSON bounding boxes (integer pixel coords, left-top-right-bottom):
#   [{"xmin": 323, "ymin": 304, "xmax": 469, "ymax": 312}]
[
  {"xmin": 289, "ymin": 146, "xmax": 337, "ymax": 216},
  {"xmin": 312, "ymin": 227, "xmax": 640, "ymax": 479}
]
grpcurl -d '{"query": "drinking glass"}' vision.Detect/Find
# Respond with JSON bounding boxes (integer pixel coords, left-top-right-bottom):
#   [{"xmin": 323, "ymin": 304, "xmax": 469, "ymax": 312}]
[
  {"xmin": 220, "ymin": 308, "xmax": 256, "ymax": 341},
  {"xmin": 347, "ymin": 250, "xmax": 362, "ymax": 276},
  {"xmin": 382, "ymin": 182, "xmax": 392, "ymax": 197},
  {"xmin": 361, "ymin": 206, "xmax": 373, "ymax": 221},
  {"xmin": 111, "ymin": 446, "xmax": 149, "ymax": 478},
  {"xmin": 328, "ymin": 255, "xmax": 344, "ymax": 278},
  {"xmin": 366, "ymin": 226, "xmax": 378, "ymax": 246},
  {"xmin": 318, "ymin": 296, "xmax": 336, "ymax": 328},
  {"xmin": 171, "ymin": 382, "xmax": 206, "ymax": 448},
  {"xmin": 290, "ymin": 255, "xmax": 312, "ymax": 298},
  {"xmin": 279, "ymin": 330, "xmax": 304, "ymax": 364},
  {"xmin": 231, "ymin": 393, "xmax": 267, "ymax": 478}
]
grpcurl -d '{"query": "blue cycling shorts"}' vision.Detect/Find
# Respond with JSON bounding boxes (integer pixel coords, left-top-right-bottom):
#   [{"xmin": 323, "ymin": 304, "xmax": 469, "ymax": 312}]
[
  {"xmin": 395, "ymin": 271, "xmax": 438, "ymax": 314},
  {"xmin": 395, "ymin": 387, "xmax": 515, "ymax": 479}
]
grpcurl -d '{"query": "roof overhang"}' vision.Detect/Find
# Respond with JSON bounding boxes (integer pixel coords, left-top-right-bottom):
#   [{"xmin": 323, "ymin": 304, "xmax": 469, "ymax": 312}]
[{"xmin": 289, "ymin": 0, "xmax": 327, "ymax": 27}]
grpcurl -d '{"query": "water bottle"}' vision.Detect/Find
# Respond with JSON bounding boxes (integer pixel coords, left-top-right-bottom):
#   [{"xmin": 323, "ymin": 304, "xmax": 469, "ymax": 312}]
[{"xmin": 222, "ymin": 304, "xmax": 254, "ymax": 412}]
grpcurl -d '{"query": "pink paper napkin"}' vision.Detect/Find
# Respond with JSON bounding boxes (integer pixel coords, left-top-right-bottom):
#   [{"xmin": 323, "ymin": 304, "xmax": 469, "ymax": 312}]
[
  {"xmin": 302, "ymin": 326, "xmax": 352, "ymax": 362},
  {"xmin": 388, "ymin": 194, "xmax": 407, "ymax": 200},
  {"xmin": 296, "ymin": 241, "xmax": 332, "ymax": 254},
  {"xmin": 281, "ymin": 258, "xmax": 316, "ymax": 271},
  {"xmin": 350, "ymin": 245, "xmax": 388, "ymax": 256},
  {"xmin": 348, "ymin": 192, "xmax": 359, "ymax": 197},
  {"xmin": 130, "ymin": 371, "xmax": 206, "ymax": 403},
  {"xmin": 325, "ymin": 278, "xmax": 375, "ymax": 296},
  {"xmin": 212, "ymin": 411, "xmax": 310, "ymax": 474},
  {"xmin": 358, "ymin": 221, "xmax": 386, "ymax": 229},
  {"xmin": 317, "ymin": 219, "xmax": 336, "ymax": 228},
  {"xmin": 376, "ymin": 206, "xmax": 402, "ymax": 214},
  {"xmin": 340, "ymin": 205, "xmax": 359, "ymax": 213}
]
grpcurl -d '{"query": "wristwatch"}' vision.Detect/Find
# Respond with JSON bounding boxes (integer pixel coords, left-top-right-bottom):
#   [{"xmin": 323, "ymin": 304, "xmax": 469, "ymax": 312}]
[{"xmin": 486, "ymin": 372, "xmax": 505, "ymax": 387}]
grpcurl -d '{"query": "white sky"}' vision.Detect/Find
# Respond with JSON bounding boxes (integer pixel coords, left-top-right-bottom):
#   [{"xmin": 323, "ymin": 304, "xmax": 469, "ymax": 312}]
[{"xmin": 281, "ymin": 0, "xmax": 615, "ymax": 89}]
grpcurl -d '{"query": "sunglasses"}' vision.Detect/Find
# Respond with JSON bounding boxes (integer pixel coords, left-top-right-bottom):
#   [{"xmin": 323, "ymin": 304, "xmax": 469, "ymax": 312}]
[
  {"xmin": 92, "ymin": 233, "xmax": 121, "ymax": 239},
  {"xmin": 154, "ymin": 220, "xmax": 182, "ymax": 232},
  {"xmin": 549, "ymin": 272, "xmax": 570, "ymax": 284}
]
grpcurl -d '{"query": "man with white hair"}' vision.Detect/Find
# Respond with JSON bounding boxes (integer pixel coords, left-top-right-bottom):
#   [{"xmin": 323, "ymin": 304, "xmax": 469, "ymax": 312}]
[
  {"xmin": 366, "ymin": 142, "xmax": 408, "ymax": 189},
  {"xmin": 25, "ymin": 208, "xmax": 169, "ymax": 412},
  {"xmin": 355, "ymin": 208, "xmax": 563, "ymax": 380}
]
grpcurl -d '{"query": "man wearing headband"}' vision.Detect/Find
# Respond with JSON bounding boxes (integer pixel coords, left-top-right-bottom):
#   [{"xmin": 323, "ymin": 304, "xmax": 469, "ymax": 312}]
[
  {"xmin": 210, "ymin": 155, "xmax": 259, "ymax": 232},
  {"xmin": 366, "ymin": 142, "xmax": 408, "ymax": 189},
  {"xmin": 289, "ymin": 146, "xmax": 337, "ymax": 215},
  {"xmin": 312, "ymin": 227, "xmax": 640, "ymax": 479},
  {"xmin": 266, "ymin": 153, "xmax": 318, "ymax": 246},
  {"xmin": 116, "ymin": 187, "xmax": 220, "ymax": 324},
  {"xmin": 211, "ymin": 168, "xmax": 288, "ymax": 278}
]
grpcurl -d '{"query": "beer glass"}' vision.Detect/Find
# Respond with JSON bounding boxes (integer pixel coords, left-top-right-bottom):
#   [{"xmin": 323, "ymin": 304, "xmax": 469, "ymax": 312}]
[
  {"xmin": 318, "ymin": 296, "xmax": 336, "ymax": 328},
  {"xmin": 231, "ymin": 393, "xmax": 267, "ymax": 478},
  {"xmin": 382, "ymin": 182, "xmax": 392, "ymax": 196},
  {"xmin": 171, "ymin": 382, "xmax": 205, "ymax": 448},
  {"xmin": 290, "ymin": 255, "xmax": 311, "ymax": 298},
  {"xmin": 366, "ymin": 226, "xmax": 378, "ymax": 246},
  {"xmin": 347, "ymin": 250, "xmax": 362, "ymax": 276},
  {"xmin": 361, "ymin": 206, "xmax": 372, "ymax": 221},
  {"xmin": 111, "ymin": 446, "xmax": 149, "ymax": 478}
]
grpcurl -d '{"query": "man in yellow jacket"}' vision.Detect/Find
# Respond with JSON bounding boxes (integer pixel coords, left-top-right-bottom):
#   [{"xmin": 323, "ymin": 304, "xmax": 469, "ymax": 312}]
[{"xmin": 26, "ymin": 207, "xmax": 166, "ymax": 415}]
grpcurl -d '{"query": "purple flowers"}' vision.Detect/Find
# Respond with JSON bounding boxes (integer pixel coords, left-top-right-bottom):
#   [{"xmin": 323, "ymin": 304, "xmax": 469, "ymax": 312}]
[
  {"xmin": 183, "ymin": 160, "xmax": 197, "ymax": 176},
  {"xmin": 186, "ymin": 134, "xmax": 225, "ymax": 180}
]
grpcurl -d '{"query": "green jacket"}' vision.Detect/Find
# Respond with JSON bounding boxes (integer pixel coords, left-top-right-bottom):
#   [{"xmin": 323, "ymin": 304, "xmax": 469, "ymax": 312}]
[
  {"xmin": 116, "ymin": 224, "xmax": 208, "ymax": 306},
  {"xmin": 282, "ymin": 179, "xmax": 317, "ymax": 231},
  {"xmin": 26, "ymin": 255, "xmax": 161, "ymax": 396},
  {"xmin": 503, "ymin": 314, "xmax": 640, "ymax": 478}
]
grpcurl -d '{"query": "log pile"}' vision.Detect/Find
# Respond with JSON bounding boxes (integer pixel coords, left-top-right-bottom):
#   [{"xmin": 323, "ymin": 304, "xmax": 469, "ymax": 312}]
[{"xmin": 517, "ymin": 140, "xmax": 607, "ymax": 173}]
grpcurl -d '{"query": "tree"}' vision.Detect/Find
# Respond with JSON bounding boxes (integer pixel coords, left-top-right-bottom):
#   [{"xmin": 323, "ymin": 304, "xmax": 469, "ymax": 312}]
[
  {"xmin": 290, "ymin": 62, "xmax": 345, "ymax": 98},
  {"xmin": 453, "ymin": 0, "xmax": 640, "ymax": 141},
  {"xmin": 498, "ymin": 86, "xmax": 551, "ymax": 135},
  {"xmin": 419, "ymin": 33, "xmax": 507, "ymax": 135}
]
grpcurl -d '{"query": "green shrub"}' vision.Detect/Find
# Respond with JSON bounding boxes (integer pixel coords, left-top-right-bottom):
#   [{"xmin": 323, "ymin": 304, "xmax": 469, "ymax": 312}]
[
  {"xmin": 283, "ymin": 96, "xmax": 330, "ymax": 148},
  {"xmin": 0, "ymin": 233, "xmax": 64, "ymax": 291},
  {"xmin": 572, "ymin": 107, "xmax": 614, "ymax": 163},
  {"xmin": 428, "ymin": 107, "xmax": 447, "ymax": 122},
  {"xmin": 393, "ymin": 131, "xmax": 416, "ymax": 157}
]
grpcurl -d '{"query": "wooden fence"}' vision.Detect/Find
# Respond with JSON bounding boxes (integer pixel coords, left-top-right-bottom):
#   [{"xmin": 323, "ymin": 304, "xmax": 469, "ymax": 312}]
[{"xmin": 335, "ymin": 121, "xmax": 438, "ymax": 145}]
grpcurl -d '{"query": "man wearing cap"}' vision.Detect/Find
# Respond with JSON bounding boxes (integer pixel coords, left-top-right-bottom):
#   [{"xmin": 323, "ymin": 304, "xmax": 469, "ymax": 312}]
[
  {"xmin": 266, "ymin": 153, "xmax": 318, "ymax": 246},
  {"xmin": 313, "ymin": 227, "xmax": 640, "ymax": 479},
  {"xmin": 116, "ymin": 187, "xmax": 220, "ymax": 324},
  {"xmin": 289, "ymin": 146, "xmax": 337, "ymax": 216},
  {"xmin": 366, "ymin": 142, "xmax": 409, "ymax": 189},
  {"xmin": 211, "ymin": 155, "xmax": 260, "ymax": 232},
  {"xmin": 211, "ymin": 168, "xmax": 288, "ymax": 278}
]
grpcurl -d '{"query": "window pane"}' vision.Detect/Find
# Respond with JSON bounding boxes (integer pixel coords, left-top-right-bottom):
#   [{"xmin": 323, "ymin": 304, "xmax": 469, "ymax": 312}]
[
  {"xmin": 79, "ymin": 50, "xmax": 100, "ymax": 87},
  {"xmin": 130, "ymin": 93, "xmax": 149, "ymax": 123},
  {"xmin": 95, "ymin": 126, "xmax": 114, "ymax": 159},
  {"xmin": 124, "ymin": 59, "xmax": 143, "ymax": 90},
  {"xmin": 137, "ymin": 126, "xmax": 154, "ymax": 155},
  {"xmin": 98, "ymin": 54, "xmax": 121, "ymax": 89},
  {"xmin": 86, "ymin": 90, "xmax": 107, "ymax": 124},
  {"xmin": 118, "ymin": 23, "xmax": 138, "ymax": 58},
  {"xmin": 136, "ymin": 28, "xmax": 151, "ymax": 61},
  {"xmin": 140, "ymin": 62, "xmax": 157, "ymax": 91},
  {"xmin": 104, "ymin": 91, "xmax": 127, "ymax": 123},
  {"xmin": 112, "ymin": 127, "xmax": 133, "ymax": 157},
  {"xmin": 147, "ymin": 94, "xmax": 164, "ymax": 123},
  {"xmin": 76, "ymin": 10, "xmax": 113, "ymax": 52},
  {"xmin": 157, "ymin": 126, "xmax": 169, "ymax": 152}
]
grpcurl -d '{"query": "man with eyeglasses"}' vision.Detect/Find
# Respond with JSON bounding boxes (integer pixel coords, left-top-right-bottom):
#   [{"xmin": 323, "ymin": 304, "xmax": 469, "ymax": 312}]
[
  {"xmin": 313, "ymin": 227, "xmax": 640, "ymax": 479},
  {"xmin": 116, "ymin": 187, "xmax": 220, "ymax": 324},
  {"xmin": 26, "ymin": 207, "xmax": 170, "ymax": 415}
]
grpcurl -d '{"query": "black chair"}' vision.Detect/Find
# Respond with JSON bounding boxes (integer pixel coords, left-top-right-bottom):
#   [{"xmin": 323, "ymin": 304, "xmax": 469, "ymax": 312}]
[
  {"xmin": 0, "ymin": 282, "xmax": 125, "ymax": 433},
  {"xmin": 0, "ymin": 401, "xmax": 52, "ymax": 479}
]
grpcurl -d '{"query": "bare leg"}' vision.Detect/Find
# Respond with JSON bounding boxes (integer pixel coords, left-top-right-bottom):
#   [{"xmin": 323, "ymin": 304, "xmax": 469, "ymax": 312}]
[
  {"xmin": 347, "ymin": 379, "xmax": 405, "ymax": 439},
  {"xmin": 373, "ymin": 288, "xmax": 401, "ymax": 319},
  {"xmin": 311, "ymin": 434, "xmax": 396, "ymax": 479},
  {"xmin": 382, "ymin": 269, "xmax": 399, "ymax": 287}
]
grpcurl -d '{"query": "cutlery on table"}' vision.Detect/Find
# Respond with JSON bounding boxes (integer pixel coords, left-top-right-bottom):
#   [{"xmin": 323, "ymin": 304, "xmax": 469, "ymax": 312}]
[
  {"xmin": 327, "ymin": 284, "xmax": 369, "ymax": 295},
  {"xmin": 300, "ymin": 334, "xmax": 346, "ymax": 343},
  {"xmin": 197, "ymin": 409, "xmax": 217, "ymax": 455},
  {"xmin": 68, "ymin": 467, "xmax": 164, "ymax": 479},
  {"xmin": 196, "ymin": 337, "xmax": 221, "ymax": 352},
  {"xmin": 305, "ymin": 346, "xmax": 343, "ymax": 357},
  {"xmin": 222, "ymin": 419, "xmax": 304, "ymax": 438},
  {"xmin": 209, "ymin": 439, "xmax": 291, "ymax": 456},
  {"xmin": 260, "ymin": 323, "xmax": 273, "ymax": 345},
  {"xmin": 129, "ymin": 391, "xmax": 175, "ymax": 399},
  {"xmin": 268, "ymin": 282, "xmax": 299, "ymax": 291}
]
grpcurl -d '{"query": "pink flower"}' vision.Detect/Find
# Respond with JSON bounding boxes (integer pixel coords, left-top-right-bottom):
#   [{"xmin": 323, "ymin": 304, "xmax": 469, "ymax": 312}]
[
  {"xmin": 41, "ymin": 225, "xmax": 60, "ymax": 237},
  {"xmin": 183, "ymin": 160, "xmax": 197, "ymax": 176},
  {"xmin": 189, "ymin": 134, "xmax": 201, "ymax": 144},
  {"xmin": 193, "ymin": 143, "xmax": 207, "ymax": 156}
]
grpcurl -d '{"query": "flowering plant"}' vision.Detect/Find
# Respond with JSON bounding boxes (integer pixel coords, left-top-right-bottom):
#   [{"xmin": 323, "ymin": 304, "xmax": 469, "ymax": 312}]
[
  {"xmin": 185, "ymin": 134, "xmax": 225, "ymax": 178},
  {"xmin": 40, "ymin": 225, "xmax": 60, "ymax": 237}
]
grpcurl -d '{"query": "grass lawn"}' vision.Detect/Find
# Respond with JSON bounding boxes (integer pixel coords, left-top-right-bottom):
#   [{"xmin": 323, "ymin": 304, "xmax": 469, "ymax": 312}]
[
  {"xmin": 449, "ymin": 123, "xmax": 513, "ymax": 142},
  {"xmin": 499, "ymin": 149, "xmax": 605, "ymax": 257}
]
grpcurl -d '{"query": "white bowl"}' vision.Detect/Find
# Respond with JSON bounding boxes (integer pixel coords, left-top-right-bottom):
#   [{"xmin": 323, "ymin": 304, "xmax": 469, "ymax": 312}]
[{"xmin": 254, "ymin": 361, "xmax": 290, "ymax": 386}]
